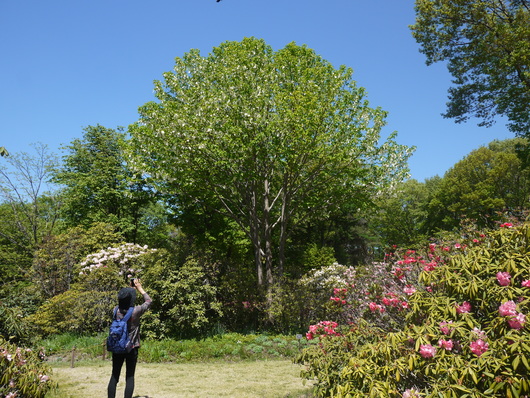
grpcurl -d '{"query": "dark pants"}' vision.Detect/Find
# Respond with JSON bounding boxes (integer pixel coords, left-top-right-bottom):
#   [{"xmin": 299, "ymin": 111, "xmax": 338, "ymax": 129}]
[{"xmin": 107, "ymin": 348, "xmax": 138, "ymax": 398}]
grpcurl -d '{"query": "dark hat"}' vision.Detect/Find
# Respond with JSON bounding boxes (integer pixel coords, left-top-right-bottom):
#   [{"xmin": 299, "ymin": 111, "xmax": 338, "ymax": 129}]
[{"xmin": 118, "ymin": 287, "xmax": 136, "ymax": 310}]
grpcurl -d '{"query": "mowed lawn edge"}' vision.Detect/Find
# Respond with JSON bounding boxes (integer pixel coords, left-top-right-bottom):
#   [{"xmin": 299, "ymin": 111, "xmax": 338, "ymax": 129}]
[{"xmin": 45, "ymin": 359, "xmax": 314, "ymax": 398}]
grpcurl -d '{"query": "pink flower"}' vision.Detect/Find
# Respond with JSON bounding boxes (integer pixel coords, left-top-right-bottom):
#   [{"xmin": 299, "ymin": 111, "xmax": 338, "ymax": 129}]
[
  {"xmin": 438, "ymin": 339, "xmax": 453, "ymax": 350},
  {"xmin": 454, "ymin": 243, "xmax": 461, "ymax": 249},
  {"xmin": 439, "ymin": 321, "xmax": 453, "ymax": 335},
  {"xmin": 423, "ymin": 263, "xmax": 436, "ymax": 272},
  {"xmin": 403, "ymin": 285, "xmax": 417, "ymax": 296},
  {"xmin": 496, "ymin": 272, "xmax": 511, "ymax": 286},
  {"xmin": 469, "ymin": 339, "xmax": 489, "ymax": 357},
  {"xmin": 456, "ymin": 301, "xmax": 472, "ymax": 314},
  {"xmin": 499, "ymin": 300, "xmax": 517, "ymax": 317},
  {"xmin": 369, "ymin": 302, "xmax": 384, "ymax": 313},
  {"xmin": 419, "ymin": 344, "xmax": 436, "ymax": 358},
  {"xmin": 500, "ymin": 222, "xmax": 513, "ymax": 228},
  {"xmin": 402, "ymin": 389, "xmax": 421, "ymax": 398},
  {"xmin": 522, "ymin": 280, "xmax": 530, "ymax": 287},
  {"xmin": 507, "ymin": 313, "xmax": 526, "ymax": 330},
  {"xmin": 472, "ymin": 328, "xmax": 486, "ymax": 339}
]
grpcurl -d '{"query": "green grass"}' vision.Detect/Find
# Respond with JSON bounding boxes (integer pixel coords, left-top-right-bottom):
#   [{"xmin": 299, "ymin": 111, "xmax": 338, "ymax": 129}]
[{"xmin": 45, "ymin": 359, "xmax": 314, "ymax": 397}]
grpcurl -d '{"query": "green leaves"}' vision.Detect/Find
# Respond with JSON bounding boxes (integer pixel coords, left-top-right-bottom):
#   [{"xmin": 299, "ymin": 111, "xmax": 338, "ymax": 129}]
[
  {"xmin": 411, "ymin": 0, "xmax": 530, "ymax": 135},
  {"xmin": 297, "ymin": 224, "xmax": 530, "ymax": 397},
  {"xmin": 128, "ymin": 37, "xmax": 413, "ymax": 286}
]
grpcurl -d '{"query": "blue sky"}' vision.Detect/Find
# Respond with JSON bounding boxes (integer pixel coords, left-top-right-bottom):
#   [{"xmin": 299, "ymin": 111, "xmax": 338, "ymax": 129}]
[{"xmin": 0, "ymin": 0, "xmax": 512, "ymax": 181}]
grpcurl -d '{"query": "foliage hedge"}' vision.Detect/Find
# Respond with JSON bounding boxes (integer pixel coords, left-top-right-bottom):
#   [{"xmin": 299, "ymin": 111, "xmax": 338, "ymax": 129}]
[
  {"xmin": 296, "ymin": 223, "xmax": 530, "ymax": 397},
  {"xmin": 40, "ymin": 332, "xmax": 309, "ymax": 363}
]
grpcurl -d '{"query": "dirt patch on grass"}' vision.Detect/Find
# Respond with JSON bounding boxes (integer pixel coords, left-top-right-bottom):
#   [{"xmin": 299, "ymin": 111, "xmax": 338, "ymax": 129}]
[{"xmin": 46, "ymin": 359, "xmax": 314, "ymax": 397}]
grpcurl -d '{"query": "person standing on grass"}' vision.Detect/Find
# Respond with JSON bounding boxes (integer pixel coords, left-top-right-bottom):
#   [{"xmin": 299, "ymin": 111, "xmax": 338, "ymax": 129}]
[{"xmin": 107, "ymin": 279, "xmax": 152, "ymax": 398}]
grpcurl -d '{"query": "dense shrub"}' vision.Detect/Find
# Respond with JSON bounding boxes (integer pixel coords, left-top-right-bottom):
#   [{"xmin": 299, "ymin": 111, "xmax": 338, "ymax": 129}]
[
  {"xmin": 297, "ymin": 223, "xmax": 530, "ymax": 397},
  {"xmin": 27, "ymin": 289, "xmax": 115, "ymax": 336},
  {"xmin": 0, "ymin": 336, "xmax": 56, "ymax": 398},
  {"xmin": 141, "ymin": 254, "xmax": 223, "ymax": 339},
  {"xmin": 0, "ymin": 303, "xmax": 34, "ymax": 345},
  {"xmin": 27, "ymin": 242, "xmax": 159, "ymax": 337},
  {"xmin": 31, "ymin": 222, "xmax": 122, "ymax": 299}
]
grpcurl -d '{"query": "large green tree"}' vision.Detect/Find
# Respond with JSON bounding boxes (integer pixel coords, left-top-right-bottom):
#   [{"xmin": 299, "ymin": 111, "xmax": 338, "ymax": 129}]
[
  {"xmin": 411, "ymin": 0, "xmax": 530, "ymax": 135},
  {"xmin": 53, "ymin": 125, "xmax": 156, "ymax": 243},
  {"xmin": 428, "ymin": 138, "xmax": 530, "ymax": 230},
  {"xmin": 128, "ymin": 38, "xmax": 413, "ymax": 287}
]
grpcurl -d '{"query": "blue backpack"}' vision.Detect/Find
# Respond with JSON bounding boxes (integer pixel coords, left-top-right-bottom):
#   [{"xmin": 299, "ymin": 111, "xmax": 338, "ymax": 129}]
[{"xmin": 106, "ymin": 307, "xmax": 134, "ymax": 353}]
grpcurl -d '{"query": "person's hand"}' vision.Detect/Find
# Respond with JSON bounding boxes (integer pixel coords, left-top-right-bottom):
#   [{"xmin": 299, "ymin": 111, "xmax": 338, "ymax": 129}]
[{"xmin": 133, "ymin": 279, "xmax": 146, "ymax": 294}]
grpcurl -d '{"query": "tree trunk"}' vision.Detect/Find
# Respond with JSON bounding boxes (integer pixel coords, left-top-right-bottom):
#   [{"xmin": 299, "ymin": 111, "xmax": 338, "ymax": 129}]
[
  {"xmin": 263, "ymin": 179, "xmax": 274, "ymax": 286},
  {"xmin": 250, "ymin": 189, "xmax": 264, "ymax": 285}
]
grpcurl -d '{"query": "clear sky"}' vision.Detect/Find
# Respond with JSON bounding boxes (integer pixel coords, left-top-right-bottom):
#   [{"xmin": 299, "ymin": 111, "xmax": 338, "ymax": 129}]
[{"xmin": 0, "ymin": 0, "xmax": 513, "ymax": 181}]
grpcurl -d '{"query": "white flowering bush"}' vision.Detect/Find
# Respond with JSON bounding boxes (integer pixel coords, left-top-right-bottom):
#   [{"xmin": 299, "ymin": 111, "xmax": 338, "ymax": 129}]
[
  {"xmin": 297, "ymin": 263, "xmax": 352, "ymax": 325},
  {"xmin": 299, "ymin": 262, "xmax": 351, "ymax": 292},
  {"xmin": 29, "ymin": 243, "xmax": 160, "ymax": 336},
  {"xmin": 80, "ymin": 243, "xmax": 156, "ymax": 278}
]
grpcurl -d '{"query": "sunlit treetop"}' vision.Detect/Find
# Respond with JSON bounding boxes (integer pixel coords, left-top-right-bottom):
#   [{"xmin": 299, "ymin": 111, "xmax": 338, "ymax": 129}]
[{"xmin": 411, "ymin": 0, "xmax": 530, "ymax": 135}]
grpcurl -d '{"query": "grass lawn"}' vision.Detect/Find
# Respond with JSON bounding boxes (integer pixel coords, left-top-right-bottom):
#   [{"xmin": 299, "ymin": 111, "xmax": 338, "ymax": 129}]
[{"xmin": 45, "ymin": 359, "xmax": 314, "ymax": 398}]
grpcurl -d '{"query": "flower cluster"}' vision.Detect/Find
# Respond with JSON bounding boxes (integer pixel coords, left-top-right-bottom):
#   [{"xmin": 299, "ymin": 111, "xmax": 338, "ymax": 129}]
[
  {"xmin": 499, "ymin": 300, "xmax": 526, "ymax": 329},
  {"xmin": 469, "ymin": 339, "xmax": 489, "ymax": 357},
  {"xmin": 419, "ymin": 344, "xmax": 436, "ymax": 358},
  {"xmin": 330, "ymin": 287, "xmax": 348, "ymax": 305},
  {"xmin": 496, "ymin": 271, "xmax": 511, "ymax": 286},
  {"xmin": 0, "ymin": 346, "xmax": 30, "ymax": 367},
  {"xmin": 402, "ymin": 388, "xmax": 422, "ymax": 398},
  {"xmin": 439, "ymin": 321, "xmax": 454, "ymax": 335},
  {"xmin": 306, "ymin": 321, "xmax": 340, "ymax": 340},
  {"xmin": 456, "ymin": 301, "xmax": 472, "ymax": 314},
  {"xmin": 79, "ymin": 243, "xmax": 156, "ymax": 278},
  {"xmin": 438, "ymin": 339, "xmax": 453, "ymax": 351}
]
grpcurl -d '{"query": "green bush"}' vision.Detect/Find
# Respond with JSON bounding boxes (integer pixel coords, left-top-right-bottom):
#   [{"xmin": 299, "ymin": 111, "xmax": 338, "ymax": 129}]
[
  {"xmin": 27, "ymin": 242, "xmax": 162, "ymax": 338},
  {"xmin": 27, "ymin": 289, "xmax": 114, "ymax": 336},
  {"xmin": 0, "ymin": 336, "xmax": 56, "ymax": 398},
  {"xmin": 297, "ymin": 223, "xmax": 530, "ymax": 397},
  {"xmin": 0, "ymin": 302, "xmax": 34, "ymax": 345},
  {"xmin": 142, "ymin": 254, "xmax": 223, "ymax": 339}
]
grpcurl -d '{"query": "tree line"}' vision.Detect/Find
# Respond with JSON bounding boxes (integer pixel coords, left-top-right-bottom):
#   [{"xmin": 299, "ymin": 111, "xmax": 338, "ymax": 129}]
[{"xmin": 0, "ymin": 20, "xmax": 528, "ymax": 340}]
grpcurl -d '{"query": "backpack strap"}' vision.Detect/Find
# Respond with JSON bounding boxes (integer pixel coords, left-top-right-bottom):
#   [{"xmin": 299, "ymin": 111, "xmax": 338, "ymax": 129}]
[{"xmin": 114, "ymin": 306, "xmax": 134, "ymax": 322}]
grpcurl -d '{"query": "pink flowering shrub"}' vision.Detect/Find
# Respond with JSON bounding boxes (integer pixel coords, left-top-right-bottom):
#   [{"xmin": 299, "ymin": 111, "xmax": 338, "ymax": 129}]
[
  {"xmin": 297, "ymin": 223, "xmax": 530, "ymax": 397},
  {"xmin": 306, "ymin": 321, "xmax": 340, "ymax": 340},
  {"xmin": 0, "ymin": 336, "xmax": 55, "ymax": 398}
]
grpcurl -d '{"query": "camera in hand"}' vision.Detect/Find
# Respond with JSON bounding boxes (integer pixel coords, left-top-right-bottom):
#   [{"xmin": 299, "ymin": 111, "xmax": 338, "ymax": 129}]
[{"xmin": 130, "ymin": 278, "xmax": 135, "ymax": 287}]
